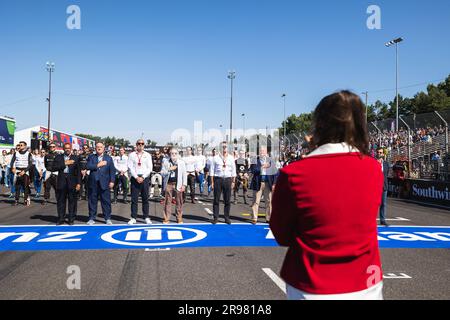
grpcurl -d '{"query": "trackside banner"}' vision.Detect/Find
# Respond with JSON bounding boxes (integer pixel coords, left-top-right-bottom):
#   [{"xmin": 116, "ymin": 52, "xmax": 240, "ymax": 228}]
[
  {"xmin": 388, "ymin": 178, "xmax": 450, "ymax": 207},
  {"xmin": 0, "ymin": 224, "xmax": 449, "ymax": 251}
]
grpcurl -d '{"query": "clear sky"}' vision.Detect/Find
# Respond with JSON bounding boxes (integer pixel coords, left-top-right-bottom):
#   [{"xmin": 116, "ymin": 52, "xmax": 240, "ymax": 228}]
[{"xmin": 1, "ymin": 0, "xmax": 449, "ymax": 144}]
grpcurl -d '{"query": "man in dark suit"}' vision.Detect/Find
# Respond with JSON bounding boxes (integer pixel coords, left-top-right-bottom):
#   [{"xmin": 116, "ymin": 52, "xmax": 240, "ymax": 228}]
[
  {"xmin": 54, "ymin": 143, "xmax": 81, "ymax": 225},
  {"xmin": 86, "ymin": 142, "xmax": 116, "ymax": 225},
  {"xmin": 376, "ymin": 147, "xmax": 390, "ymax": 226}
]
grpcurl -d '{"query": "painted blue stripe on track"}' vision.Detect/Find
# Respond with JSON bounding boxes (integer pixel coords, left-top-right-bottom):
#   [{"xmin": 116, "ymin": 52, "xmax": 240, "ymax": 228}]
[{"xmin": 0, "ymin": 224, "xmax": 449, "ymax": 251}]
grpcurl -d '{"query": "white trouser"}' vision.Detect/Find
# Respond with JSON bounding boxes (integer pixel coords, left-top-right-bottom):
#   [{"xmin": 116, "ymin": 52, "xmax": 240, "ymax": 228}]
[{"xmin": 286, "ymin": 281, "xmax": 383, "ymax": 300}]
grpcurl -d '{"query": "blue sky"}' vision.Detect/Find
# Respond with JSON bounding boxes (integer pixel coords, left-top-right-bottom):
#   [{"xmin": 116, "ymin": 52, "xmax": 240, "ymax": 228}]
[{"xmin": 0, "ymin": 0, "xmax": 449, "ymax": 144}]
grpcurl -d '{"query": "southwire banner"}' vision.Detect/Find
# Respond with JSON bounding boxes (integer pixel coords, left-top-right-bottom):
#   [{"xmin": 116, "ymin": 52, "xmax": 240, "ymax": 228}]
[
  {"xmin": 388, "ymin": 178, "xmax": 450, "ymax": 207},
  {"xmin": 0, "ymin": 224, "xmax": 449, "ymax": 251},
  {"xmin": 0, "ymin": 117, "xmax": 15, "ymax": 148}
]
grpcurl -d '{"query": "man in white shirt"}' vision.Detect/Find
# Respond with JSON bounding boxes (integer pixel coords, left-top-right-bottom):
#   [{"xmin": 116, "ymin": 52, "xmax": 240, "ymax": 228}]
[
  {"xmin": 33, "ymin": 149, "xmax": 46, "ymax": 199},
  {"xmin": 113, "ymin": 147, "xmax": 129, "ymax": 204},
  {"xmin": 195, "ymin": 147, "xmax": 206, "ymax": 196},
  {"xmin": 127, "ymin": 139, "xmax": 153, "ymax": 225},
  {"xmin": 204, "ymin": 149, "xmax": 216, "ymax": 197},
  {"xmin": 210, "ymin": 141, "xmax": 237, "ymax": 224},
  {"xmin": 183, "ymin": 146, "xmax": 197, "ymax": 203},
  {"xmin": 161, "ymin": 147, "xmax": 187, "ymax": 224}
]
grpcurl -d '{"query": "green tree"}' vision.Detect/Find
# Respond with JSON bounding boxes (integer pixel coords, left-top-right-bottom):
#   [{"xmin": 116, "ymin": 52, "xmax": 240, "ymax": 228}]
[{"xmin": 280, "ymin": 113, "xmax": 313, "ymax": 135}]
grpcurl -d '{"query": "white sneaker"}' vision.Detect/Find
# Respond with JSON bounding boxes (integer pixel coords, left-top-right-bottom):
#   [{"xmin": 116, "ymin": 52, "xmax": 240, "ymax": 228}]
[
  {"xmin": 128, "ymin": 218, "xmax": 137, "ymax": 225},
  {"xmin": 145, "ymin": 218, "xmax": 152, "ymax": 225},
  {"xmin": 87, "ymin": 220, "xmax": 95, "ymax": 225},
  {"xmin": 106, "ymin": 219, "xmax": 113, "ymax": 225}
]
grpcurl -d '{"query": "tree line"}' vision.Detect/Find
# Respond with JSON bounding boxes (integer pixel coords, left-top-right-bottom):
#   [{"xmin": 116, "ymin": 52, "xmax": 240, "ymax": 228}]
[
  {"xmin": 280, "ymin": 74, "xmax": 450, "ymax": 135},
  {"xmin": 75, "ymin": 134, "xmax": 158, "ymax": 147}
]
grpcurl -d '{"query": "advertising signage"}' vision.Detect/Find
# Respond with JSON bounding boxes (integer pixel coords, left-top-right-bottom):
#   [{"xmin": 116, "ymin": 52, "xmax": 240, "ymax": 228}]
[
  {"xmin": 38, "ymin": 127, "xmax": 94, "ymax": 150},
  {"xmin": 0, "ymin": 117, "xmax": 15, "ymax": 148}
]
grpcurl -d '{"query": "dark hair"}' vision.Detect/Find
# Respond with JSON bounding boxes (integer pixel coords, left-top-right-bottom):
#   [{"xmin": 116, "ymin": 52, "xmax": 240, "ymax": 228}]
[
  {"xmin": 376, "ymin": 147, "xmax": 384, "ymax": 152},
  {"xmin": 19, "ymin": 141, "xmax": 27, "ymax": 146},
  {"xmin": 312, "ymin": 90, "xmax": 369, "ymax": 155}
]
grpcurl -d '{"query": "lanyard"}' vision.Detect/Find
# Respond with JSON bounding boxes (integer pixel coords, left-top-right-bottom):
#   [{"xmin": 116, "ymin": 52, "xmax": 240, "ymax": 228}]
[
  {"xmin": 219, "ymin": 154, "xmax": 227, "ymax": 169},
  {"xmin": 137, "ymin": 152, "xmax": 143, "ymax": 167}
]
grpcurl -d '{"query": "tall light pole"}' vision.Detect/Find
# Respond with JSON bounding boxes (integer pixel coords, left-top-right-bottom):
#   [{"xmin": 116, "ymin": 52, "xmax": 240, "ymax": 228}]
[
  {"xmin": 281, "ymin": 93, "xmax": 286, "ymax": 141},
  {"xmin": 385, "ymin": 37, "xmax": 403, "ymax": 131},
  {"xmin": 241, "ymin": 113, "xmax": 245, "ymax": 139},
  {"xmin": 46, "ymin": 62, "xmax": 55, "ymax": 141},
  {"xmin": 362, "ymin": 91, "xmax": 368, "ymax": 122},
  {"xmin": 227, "ymin": 70, "xmax": 236, "ymax": 144}
]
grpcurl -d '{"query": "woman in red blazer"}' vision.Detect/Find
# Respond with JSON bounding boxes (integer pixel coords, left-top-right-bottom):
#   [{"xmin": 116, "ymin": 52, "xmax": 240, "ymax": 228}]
[{"xmin": 270, "ymin": 90, "xmax": 384, "ymax": 300}]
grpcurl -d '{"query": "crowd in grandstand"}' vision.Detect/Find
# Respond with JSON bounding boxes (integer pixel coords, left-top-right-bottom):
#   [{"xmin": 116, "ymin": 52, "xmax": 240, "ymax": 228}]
[{"xmin": 368, "ymin": 125, "xmax": 447, "ymax": 151}]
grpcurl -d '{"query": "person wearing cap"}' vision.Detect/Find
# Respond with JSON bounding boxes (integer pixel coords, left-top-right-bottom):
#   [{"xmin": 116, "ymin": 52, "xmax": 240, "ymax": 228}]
[
  {"xmin": 127, "ymin": 139, "xmax": 153, "ymax": 225},
  {"xmin": 43, "ymin": 142, "xmax": 60, "ymax": 205},
  {"xmin": 10, "ymin": 141, "xmax": 33, "ymax": 206},
  {"xmin": 78, "ymin": 145, "xmax": 91, "ymax": 200},
  {"xmin": 150, "ymin": 149, "xmax": 163, "ymax": 199}
]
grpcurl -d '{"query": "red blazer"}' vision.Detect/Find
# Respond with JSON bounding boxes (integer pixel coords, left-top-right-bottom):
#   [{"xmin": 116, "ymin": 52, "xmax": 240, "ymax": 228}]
[{"xmin": 270, "ymin": 150, "xmax": 384, "ymax": 294}]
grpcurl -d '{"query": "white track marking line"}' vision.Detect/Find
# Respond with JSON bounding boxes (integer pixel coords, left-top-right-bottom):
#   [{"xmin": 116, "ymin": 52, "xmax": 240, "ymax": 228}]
[
  {"xmin": 376, "ymin": 217, "xmax": 410, "ymax": 221},
  {"xmin": 383, "ymin": 273, "xmax": 412, "ymax": 279},
  {"xmin": 204, "ymin": 208, "xmax": 213, "ymax": 215},
  {"xmin": 262, "ymin": 268, "xmax": 286, "ymax": 294}
]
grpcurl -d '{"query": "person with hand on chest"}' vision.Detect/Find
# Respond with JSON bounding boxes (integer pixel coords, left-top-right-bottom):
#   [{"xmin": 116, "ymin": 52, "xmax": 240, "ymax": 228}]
[
  {"xmin": 10, "ymin": 141, "xmax": 33, "ymax": 206},
  {"xmin": 210, "ymin": 141, "xmax": 237, "ymax": 225},
  {"xmin": 113, "ymin": 147, "xmax": 129, "ymax": 204},
  {"xmin": 127, "ymin": 139, "xmax": 153, "ymax": 225},
  {"xmin": 86, "ymin": 142, "xmax": 116, "ymax": 225},
  {"xmin": 183, "ymin": 146, "xmax": 197, "ymax": 204},
  {"xmin": 161, "ymin": 147, "xmax": 187, "ymax": 224},
  {"xmin": 54, "ymin": 143, "xmax": 81, "ymax": 225}
]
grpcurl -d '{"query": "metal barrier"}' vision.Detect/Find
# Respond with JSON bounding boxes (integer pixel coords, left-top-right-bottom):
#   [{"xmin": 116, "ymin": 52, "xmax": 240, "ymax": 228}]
[{"xmin": 368, "ymin": 110, "xmax": 449, "ymax": 181}]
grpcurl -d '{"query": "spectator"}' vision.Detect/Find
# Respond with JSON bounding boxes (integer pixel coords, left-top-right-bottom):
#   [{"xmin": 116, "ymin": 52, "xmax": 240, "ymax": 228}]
[{"xmin": 271, "ymin": 90, "xmax": 384, "ymax": 300}]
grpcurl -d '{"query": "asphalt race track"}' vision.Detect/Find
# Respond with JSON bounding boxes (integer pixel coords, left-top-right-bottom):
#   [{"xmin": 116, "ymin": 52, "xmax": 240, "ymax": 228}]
[{"xmin": 0, "ymin": 190, "xmax": 449, "ymax": 300}]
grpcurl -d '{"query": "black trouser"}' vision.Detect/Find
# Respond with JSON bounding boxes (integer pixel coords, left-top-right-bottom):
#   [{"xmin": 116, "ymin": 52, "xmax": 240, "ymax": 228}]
[
  {"xmin": 15, "ymin": 172, "xmax": 30, "ymax": 201},
  {"xmin": 213, "ymin": 177, "xmax": 232, "ymax": 220},
  {"xmin": 130, "ymin": 177, "xmax": 149, "ymax": 219},
  {"xmin": 79, "ymin": 174, "xmax": 89, "ymax": 199},
  {"xmin": 234, "ymin": 174, "xmax": 248, "ymax": 203},
  {"xmin": 56, "ymin": 174, "xmax": 78, "ymax": 223},
  {"xmin": 44, "ymin": 174, "xmax": 58, "ymax": 202},
  {"xmin": 183, "ymin": 173, "xmax": 196, "ymax": 202},
  {"xmin": 114, "ymin": 174, "xmax": 128, "ymax": 202}
]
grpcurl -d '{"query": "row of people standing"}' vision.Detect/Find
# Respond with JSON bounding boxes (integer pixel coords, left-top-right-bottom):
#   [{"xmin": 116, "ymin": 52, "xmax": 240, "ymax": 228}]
[{"xmin": 2, "ymin": 139, "xmax": 281, "ymax": 225}]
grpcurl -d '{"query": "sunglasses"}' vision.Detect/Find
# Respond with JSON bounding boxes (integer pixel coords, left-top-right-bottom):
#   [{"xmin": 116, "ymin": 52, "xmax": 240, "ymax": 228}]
[
  {"xmin": 49, "ymin": 146, "xmax": 56, "ymax": 148},
  {"xmin": 137, "ymin": 143, "xmax": 145, "ymax": 146}
]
